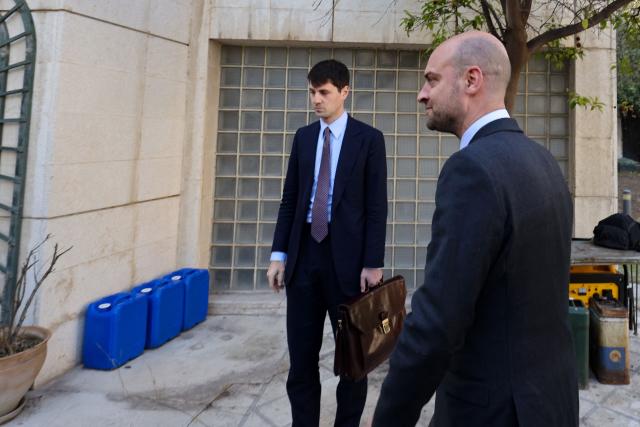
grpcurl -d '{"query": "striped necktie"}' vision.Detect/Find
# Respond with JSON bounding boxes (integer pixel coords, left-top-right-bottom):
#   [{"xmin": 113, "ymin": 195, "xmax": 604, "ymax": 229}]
[{"xmin": 311, "ymin": 127, "xmax": 331, "ymax": 242}]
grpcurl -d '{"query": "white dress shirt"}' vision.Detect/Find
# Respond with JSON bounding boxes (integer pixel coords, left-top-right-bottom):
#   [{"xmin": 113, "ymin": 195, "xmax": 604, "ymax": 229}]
[
  {"xmin": 459, "ymin": 109, "xmax": 510, "ymax": 150},
  {"xmin": 271, "ymin": 111, "xmax": 348, "ymax": 262}
]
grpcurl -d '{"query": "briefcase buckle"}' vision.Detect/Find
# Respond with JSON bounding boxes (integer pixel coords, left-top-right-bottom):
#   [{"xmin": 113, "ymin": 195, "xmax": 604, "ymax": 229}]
[{"xmin": 381, "ymin": 317, "xmax": 391, "ymax": 334}]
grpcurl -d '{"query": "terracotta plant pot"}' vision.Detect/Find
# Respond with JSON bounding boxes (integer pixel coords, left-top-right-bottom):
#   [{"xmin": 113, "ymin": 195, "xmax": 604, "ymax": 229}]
[{"xmin": 0, "ymin": 326, "xmax": 51, "ymax": 423}]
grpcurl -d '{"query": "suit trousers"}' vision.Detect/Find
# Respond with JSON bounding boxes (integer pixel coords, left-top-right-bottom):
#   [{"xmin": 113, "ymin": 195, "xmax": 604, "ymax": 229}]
[{"xmin": 286, "ymin": 224, "xmax": 368, "ymax": 427}]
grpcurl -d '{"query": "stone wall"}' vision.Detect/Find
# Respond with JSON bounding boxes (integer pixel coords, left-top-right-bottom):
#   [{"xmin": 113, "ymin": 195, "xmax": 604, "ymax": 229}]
[
  {"xmin": 23, "ymin": 0, "xmax": 192, "ymax": 383},
  {"xmin": 571, "ymin": 28, "xmax": 618, "ymax": 237}
]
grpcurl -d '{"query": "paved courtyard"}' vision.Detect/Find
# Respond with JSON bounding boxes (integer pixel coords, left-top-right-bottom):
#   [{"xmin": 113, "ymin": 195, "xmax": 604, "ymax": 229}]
[{"xmin": 7, "ymin": 292, "xmax": 640, "ymax": 427}]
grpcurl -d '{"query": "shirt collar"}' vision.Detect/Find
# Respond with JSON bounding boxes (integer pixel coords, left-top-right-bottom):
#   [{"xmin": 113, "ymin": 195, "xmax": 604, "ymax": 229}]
[
  {"xmin": 459, "ymin": 109, "xmax": 510, "ymax": 150},
  {"xmin": 320, "ymin": 110, "xmax": 348, "ymax": 140}
]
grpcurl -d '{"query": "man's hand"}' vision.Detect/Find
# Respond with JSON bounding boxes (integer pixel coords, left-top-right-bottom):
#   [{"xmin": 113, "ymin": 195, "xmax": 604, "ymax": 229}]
[
  {"xmin": 267, "ymin": 261, "xmax": 285, "ymax": 293},
  {"xmin": 360, "ymin": 267, "xmax": 383, "ymax": 293}
]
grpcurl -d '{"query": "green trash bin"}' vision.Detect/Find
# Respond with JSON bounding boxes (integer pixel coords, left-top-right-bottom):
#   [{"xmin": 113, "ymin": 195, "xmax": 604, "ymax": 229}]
[{"xmin": 569, "ymin": 299, "xmax": 589, "ymax": 389}]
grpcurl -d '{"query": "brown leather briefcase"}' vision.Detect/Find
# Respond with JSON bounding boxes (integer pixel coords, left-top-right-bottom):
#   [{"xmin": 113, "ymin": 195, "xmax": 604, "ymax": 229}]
[{"xmin": 334, "ymin": 275, "xmax": 407, "ymax": 381}]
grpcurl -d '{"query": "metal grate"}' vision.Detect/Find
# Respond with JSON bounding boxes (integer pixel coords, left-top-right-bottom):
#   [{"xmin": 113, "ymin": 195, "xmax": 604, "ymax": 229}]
[
  {"xmin": 0, "ymin": 0, "xmax": 35, "ymax": 323},
  {"xmin": 211, "ymin": 46, "xmax": 569, "ymax": 291}
]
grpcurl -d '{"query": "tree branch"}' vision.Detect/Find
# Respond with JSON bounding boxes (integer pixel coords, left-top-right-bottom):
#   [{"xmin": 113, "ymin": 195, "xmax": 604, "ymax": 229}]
[
  {"xmin": 2, "ymin": 235, "xmax": 72, "ymax": 354},
  {"xmin": 480, "ymin": 0, "xmax": 501, "ymax": 38},
  {"xmin": 537, "ymin": 1, "xmax": 565, "ymax": 33},
  {"xmin": 488, "ymin": 1, "xmax": 507, "ymax": 34},
  {"xmin": 480, "ymin": 1, "xmax": 499, "ymax": 36},
  {"xmin": 14, "ymin": 242, "xmax": 72, "ymax": 335},
  {"xmin": 373, "ymin": 0, "xmax": 398, "ymax": 26},
  {"xmin": 7, "ymin": 244, "xmax": 38, "ymax": 338},
  {"xmin": 527, "ymin": 0, "xmax": 635, "ymax": 53}
]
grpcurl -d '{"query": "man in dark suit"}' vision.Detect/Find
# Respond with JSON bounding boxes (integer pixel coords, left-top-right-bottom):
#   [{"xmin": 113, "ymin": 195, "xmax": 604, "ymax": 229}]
[
  {"xmin": 267, "ymin": 59, "xmax": 387, "ymax": 427},
  {"xmin": 372, "ymin": 31, "xmax": 578, "ymax": 426}
]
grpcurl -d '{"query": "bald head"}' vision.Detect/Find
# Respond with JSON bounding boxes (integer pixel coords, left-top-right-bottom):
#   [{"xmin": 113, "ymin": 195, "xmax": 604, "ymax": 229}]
[
  {"xmin": 446, "ymin": 31, "xmax": 511, "ymax": 96},
  {"xmin": 418, "ymin": 31, "xmax": 512, "ymax": 137}
]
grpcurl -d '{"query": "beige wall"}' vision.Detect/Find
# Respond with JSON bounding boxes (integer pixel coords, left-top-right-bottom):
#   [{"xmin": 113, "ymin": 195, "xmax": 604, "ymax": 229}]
[
  {"xmin": 176, "ymin": 0, "xmax": 216, "ymax": 269},
  {"xmin": 23, "ymin": 1, "xmax": 192, "ymax": 383},
  {"xmin": 210, "ymin": 0, "xmax": 429, "ymax": 45},
  {"xmin": 571, "ymin": 28, "xmax": 618, "ymax": 237}
]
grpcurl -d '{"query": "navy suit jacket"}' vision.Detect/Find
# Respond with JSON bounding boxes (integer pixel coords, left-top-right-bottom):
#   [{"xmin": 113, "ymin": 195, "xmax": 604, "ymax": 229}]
[
  {"xmin": 373, "ymin": 119, "xmax": 578, "ymax": 426},
  {"xmin": 272, "ymin": 115, "xmax": 387, "ymax": 296}
]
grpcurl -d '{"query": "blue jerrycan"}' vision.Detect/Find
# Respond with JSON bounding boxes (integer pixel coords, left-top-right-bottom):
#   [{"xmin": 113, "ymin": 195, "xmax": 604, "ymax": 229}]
[
  {"xmin": 82, "ymin": 292, "xmax": 147, "ymax": 370},
  {"xmin": 163, "ymin": 268, "xmax": 210, "ymax": 330},
  {"xmin": 132, "ymin": 278, "xmax": 184, "ymax": 348}
]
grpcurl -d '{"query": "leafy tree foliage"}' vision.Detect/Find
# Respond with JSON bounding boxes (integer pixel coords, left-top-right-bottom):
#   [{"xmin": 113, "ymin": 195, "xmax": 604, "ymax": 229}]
[
  {"xmin": 618, "ymin": 22, "xmax": 640, "ymax": 117},
  {"xmin": 402, "ymin": 1, "xmax": 640, "ymax": 111}
]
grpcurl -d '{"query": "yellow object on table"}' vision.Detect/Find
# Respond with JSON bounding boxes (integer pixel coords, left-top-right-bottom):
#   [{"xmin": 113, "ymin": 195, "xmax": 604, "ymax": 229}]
[{"xmin": 569, "ymin": 265, "xmax": 624, "ymax": 307}]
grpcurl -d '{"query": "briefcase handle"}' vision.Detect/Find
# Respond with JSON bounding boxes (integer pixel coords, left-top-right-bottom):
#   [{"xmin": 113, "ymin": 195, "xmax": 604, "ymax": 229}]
[{"xmin": 364, "ymin": 276, "xmax": 384, "ymax": 293}]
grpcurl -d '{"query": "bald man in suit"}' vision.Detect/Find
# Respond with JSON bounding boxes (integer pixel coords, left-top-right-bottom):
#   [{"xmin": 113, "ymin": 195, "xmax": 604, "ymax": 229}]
[{"xmin": 372, "ymin": 32, "xmax": 578, "ymax": 427}]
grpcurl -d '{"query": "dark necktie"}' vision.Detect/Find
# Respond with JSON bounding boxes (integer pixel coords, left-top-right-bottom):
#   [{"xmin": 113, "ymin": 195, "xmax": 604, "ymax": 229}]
[{"xmin": 311, "ymin": 127, "xmax": 331, "ymax": 242}]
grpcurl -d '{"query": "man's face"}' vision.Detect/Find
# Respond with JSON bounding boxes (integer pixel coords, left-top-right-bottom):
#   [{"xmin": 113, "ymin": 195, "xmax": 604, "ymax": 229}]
[
  {"xmin": 417, "ymin": 46, "xmax": 464, "ymax": 135},
  {"xmin": 309, "ymin": 81, "xmax": 349, "ymax": 123}
]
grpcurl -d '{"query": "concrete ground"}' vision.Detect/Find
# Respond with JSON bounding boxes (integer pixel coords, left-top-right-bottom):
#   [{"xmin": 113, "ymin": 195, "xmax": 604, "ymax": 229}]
[{"xmin": 7, "ymin": 292, "xmax": 640, "ymax": 427}]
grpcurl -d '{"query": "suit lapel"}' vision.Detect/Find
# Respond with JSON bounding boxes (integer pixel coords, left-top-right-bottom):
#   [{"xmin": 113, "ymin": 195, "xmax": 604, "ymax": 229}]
[
  {"xmin": 299, "ymin": 122, "xmax": 320, "ymax": 200},
  {"xmin": 332, "ymin": 116, "xmax": 363, "ymax": 214}
]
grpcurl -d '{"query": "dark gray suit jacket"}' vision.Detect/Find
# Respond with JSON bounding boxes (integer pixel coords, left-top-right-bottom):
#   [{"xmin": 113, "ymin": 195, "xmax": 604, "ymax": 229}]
[{"xmin": 373, "ymin": 118, "xmax": 578, "ymax": 426}]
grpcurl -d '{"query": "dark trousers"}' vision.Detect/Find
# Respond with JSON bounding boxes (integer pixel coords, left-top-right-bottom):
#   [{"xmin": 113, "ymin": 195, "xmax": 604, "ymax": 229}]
[{"xmin": 286, "ymin": 225, "xmax": 367, "ymax": 427}]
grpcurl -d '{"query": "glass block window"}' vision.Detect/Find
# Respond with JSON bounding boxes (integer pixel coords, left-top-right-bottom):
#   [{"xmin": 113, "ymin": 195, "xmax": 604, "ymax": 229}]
[
  {"xmin": 512, "ymin": 55, "xmax": 570, "ymax": 177},
  {"xmin": 211, "ymin": 46, "xmax": 569, "ymax": 291}
]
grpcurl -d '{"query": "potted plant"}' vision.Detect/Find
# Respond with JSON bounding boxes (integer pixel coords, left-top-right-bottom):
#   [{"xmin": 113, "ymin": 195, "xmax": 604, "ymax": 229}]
[{"xmin": 0, "ymin": 235, "xmax": 70, "ymax": 424}]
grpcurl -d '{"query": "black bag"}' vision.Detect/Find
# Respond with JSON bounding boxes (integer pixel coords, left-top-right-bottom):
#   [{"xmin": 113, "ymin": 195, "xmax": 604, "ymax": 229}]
[
  {"xmin": 593, "ymin": 213, "xmax": 640, "ymax": 250},
  {"xmin": 334, "ymin": 276, "xmax": 407, "ymax": 381}
]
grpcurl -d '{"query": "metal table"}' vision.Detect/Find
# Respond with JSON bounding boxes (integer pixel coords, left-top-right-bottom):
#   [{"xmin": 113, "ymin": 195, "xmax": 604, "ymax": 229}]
[{"xmin": 571, "ymin": 238, "xmax": 639, "ymax": 334}]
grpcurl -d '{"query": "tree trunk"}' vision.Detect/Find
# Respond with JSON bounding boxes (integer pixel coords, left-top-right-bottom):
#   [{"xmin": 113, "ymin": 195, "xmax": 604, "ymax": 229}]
[{"xmin": 502, "ymin": 28, "xmax": 529, "ymax": 112}]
